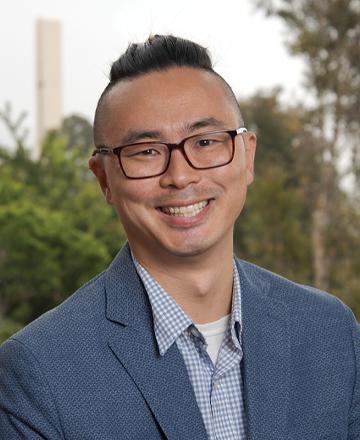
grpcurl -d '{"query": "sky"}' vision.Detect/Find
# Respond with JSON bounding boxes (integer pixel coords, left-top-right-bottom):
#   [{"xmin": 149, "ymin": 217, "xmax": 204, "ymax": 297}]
[{"xmin": 0, "ymin": 0, "xmax": 305, "ymax": 149}]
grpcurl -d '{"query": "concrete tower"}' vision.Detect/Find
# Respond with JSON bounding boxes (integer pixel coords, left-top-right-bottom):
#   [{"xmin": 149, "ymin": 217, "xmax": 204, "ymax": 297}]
[{"xmin": 35, "ymin": 18, "xmax": 62, "ymax": 158}]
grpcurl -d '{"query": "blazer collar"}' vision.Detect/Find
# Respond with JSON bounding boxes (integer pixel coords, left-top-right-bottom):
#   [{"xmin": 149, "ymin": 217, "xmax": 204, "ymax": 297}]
[
  {"xmin": 105, "ymin": 242, "xmax": 151, "ymax": 329},
  {"xmin": 104, "ymin": 243, "xmax": 208, "ymax": 440},
  {"xmin": 236, "ymin": 259, "xmax": 291, "ymax": 440}
]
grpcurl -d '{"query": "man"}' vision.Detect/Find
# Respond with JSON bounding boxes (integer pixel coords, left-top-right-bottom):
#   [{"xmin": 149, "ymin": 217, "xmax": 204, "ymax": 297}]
[{"xmin": 0, "ymin": 35, "xmax": 359, "ymax": 440}]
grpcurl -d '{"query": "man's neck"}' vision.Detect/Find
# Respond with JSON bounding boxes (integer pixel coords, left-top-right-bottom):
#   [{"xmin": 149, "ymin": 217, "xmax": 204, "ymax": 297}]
[{"xmin": 130, "ymin": 241, "xmax": 234, "ymax": 324}]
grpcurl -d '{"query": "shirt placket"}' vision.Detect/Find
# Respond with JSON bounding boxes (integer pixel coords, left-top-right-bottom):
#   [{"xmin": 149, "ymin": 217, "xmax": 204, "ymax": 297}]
[
  {"xmin": 210, "ymin": 329, "xmax": 244, "ymax": 439},
  {"xmin": 187, "ymin": 326, "xmax": 219, "ymax": 438}
]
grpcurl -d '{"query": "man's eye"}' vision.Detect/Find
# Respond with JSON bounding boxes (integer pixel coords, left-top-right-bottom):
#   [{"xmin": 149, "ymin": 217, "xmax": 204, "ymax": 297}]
[
  {"xmin": 139, "ymin": 149, "xmax": 158, "ymax": 155},
  {"xmin": 130, "ymin": 148, "xmax": 160, "ymax": 157},
  {"xmin": 197, "ymin": 138, "xmax": 219, "ymax": 147}
]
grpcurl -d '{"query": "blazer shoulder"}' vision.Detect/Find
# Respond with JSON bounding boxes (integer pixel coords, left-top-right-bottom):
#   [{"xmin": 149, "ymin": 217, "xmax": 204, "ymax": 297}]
[
  {"xmin": 235, "ymin": 257, "xmax": 353, "ymax": 320},
  {"xmin": 4, "ymin": 270, "xmax": 108, "ymax": 350}
]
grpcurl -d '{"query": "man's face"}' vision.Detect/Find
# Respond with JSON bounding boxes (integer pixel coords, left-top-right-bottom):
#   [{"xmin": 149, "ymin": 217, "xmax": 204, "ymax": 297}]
[{"xmin": 90, "ymin": 67, "xmax": 256, "ymax": 260}]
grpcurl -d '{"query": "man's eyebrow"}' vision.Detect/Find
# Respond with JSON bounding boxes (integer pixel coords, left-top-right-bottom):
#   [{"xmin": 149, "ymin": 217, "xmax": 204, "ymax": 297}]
[
  {"xmin": 121, "ymin": 129, "xmax": 163, "ymax": 145},
  {"xmin": 185, "ymin": 117, "xmax": 227, "ymax": 132},
  {"xmin": 120, "ymin": 117, "xmax": 227, "ymax": 145}
]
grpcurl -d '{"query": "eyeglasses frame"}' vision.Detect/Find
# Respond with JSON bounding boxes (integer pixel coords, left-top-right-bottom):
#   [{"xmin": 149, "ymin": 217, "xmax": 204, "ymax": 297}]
[{"xmin": 92, "ymin": 126, "xmax": 248, "ymax": 179}]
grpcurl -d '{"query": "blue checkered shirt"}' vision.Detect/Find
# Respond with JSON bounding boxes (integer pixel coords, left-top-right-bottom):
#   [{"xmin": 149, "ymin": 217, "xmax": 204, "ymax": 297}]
[{"xmin": 132, "ymin": 256, "xmax": 247, "ymax": 439}]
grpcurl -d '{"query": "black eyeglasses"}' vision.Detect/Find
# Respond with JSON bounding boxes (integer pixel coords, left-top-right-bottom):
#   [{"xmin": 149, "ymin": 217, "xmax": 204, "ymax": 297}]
[{"xmin": 92, "ymin": 127, "xmax": 247, "ymax": 179}]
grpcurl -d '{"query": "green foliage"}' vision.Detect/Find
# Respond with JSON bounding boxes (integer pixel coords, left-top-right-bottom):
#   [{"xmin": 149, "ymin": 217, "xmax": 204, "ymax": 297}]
[
  {"xmin": 236, "ymin": 90, "xmax": 313, "ymax": 283},
  {"xmin": 251, "ymin": 0, "xmax": 360, "ymax": 315},
  {"xmin": 254, "ymin": 0, "xmax": 360, "ymax": 190},
  {"xmin": 0, "ymin": 317, "xmax": 23, "ymax": 343},
  {"xmin": 235, "ymin": 89, "xmax": 360, "ymax": 318},
  {"xmin": 241, "ymin": 88, "xmax": 303, "ymax": 170},
  {"xmin": 237, "ymin": 166, "xmax": 312, "ymax": 284},
  {"xmin": 0, "ymin": 115, "xmax": 125, "ymax": 339}
]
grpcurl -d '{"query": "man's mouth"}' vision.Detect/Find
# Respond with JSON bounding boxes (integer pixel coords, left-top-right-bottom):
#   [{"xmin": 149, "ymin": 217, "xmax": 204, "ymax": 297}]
[{"xmin": 159, "ymin": 200, "xmax": 210, "ymax": 217}]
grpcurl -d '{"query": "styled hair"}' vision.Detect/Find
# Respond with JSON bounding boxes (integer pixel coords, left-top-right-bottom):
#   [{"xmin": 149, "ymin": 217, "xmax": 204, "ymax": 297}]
[
  {"xmin": 94, "ymin": 34, "xmax": 242, "ymax": 142},
  {"xmin": 109, "ymin": 34, "xmax": 214, "ymax": 83}
]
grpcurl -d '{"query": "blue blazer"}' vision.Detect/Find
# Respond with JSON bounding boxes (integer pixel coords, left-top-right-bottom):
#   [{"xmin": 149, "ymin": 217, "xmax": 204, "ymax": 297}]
[{"xmin": 0, "ymin": 244, "xmax": 359, "ymax": 439}]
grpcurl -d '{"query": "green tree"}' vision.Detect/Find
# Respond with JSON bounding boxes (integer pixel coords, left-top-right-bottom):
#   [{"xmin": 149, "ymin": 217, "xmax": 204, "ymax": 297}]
[
  {"xmin": 236, "ymin": 90, "xmax": 312, "ymax": 284},
  {"xmin": 62, "ymin": 114, "xmax": 94, "ymax": 154},
  {"xmin": 236, "ymin": 88, "xmax": 360, "ymax": 318},
  {"xmin": 0, "ymin": 112, "xmax": 125, "ymax": 341},
  {"xmin": 253, "ymin": 0, "xmax": 360, "ymax": 290}
]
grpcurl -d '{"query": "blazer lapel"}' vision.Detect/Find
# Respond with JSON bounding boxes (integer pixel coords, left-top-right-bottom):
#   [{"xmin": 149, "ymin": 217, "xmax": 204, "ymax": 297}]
[
  {"xmin": 236, "ymin": 260, "xmax": 291, "ymax": 440},
  {"xmin": 105, "ymin": 244, "xmax": 207, "ymax": 440}
]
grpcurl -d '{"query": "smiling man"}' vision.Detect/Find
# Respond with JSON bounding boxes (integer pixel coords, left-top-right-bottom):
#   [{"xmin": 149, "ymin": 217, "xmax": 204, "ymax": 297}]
[{"xmin": 0, "ymin": 35, "xmax": 359, "ymax": 440}]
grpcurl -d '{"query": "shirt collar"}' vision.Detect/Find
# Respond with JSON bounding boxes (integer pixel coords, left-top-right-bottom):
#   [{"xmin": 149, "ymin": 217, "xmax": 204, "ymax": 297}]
[{"xmin": 132, "ymin": 254, "xmax": 242, "ymax": 355}]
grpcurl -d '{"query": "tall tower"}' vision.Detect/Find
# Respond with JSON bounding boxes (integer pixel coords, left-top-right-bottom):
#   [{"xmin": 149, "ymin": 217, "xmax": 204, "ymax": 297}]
[{"xmin": 35, "ymin": 18, "xmax": 62, "ymax": 158}]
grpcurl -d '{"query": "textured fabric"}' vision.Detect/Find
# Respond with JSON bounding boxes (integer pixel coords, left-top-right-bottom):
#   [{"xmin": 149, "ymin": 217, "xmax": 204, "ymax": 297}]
[
  {"xmin": 133, "ymin": 257, "xmax": 246, "ymax": 439},
  {"xmin": 0, "ymin": 243, "xmax": 359, "ymax": 440}
]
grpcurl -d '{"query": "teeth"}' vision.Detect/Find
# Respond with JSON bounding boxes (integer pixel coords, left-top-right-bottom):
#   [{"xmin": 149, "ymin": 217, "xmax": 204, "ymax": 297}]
[{"xmin": 160, "ymin": 200, "xmax": 209, "ymax": 217}]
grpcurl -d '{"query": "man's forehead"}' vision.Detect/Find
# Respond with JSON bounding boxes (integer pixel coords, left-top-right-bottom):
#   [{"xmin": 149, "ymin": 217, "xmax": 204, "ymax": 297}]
[
  {"xmin": 102, "ymin": 67, "xmax": 237, "ymax": 109},
  {"xmin": 94, "ymin": 67, "xmax": 242, "ymax": 145}
]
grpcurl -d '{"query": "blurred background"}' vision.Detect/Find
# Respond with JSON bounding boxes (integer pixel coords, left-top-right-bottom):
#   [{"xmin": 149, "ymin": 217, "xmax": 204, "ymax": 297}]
[{"xmin": 0, "ymin": 0, "xmax": 359, "ymax": 341}]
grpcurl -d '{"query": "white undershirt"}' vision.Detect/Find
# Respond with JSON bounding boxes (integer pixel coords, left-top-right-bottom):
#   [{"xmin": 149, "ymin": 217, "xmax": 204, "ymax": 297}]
[{"xmin": 196, "ymin": 314, "xmax": 230, "ymax": 365}]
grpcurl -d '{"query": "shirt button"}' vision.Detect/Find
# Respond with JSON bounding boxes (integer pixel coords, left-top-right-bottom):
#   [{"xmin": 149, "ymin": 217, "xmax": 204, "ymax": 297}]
[{"xmin": 190, "ymin": 327, "xmax": 200, "ymax": 337}]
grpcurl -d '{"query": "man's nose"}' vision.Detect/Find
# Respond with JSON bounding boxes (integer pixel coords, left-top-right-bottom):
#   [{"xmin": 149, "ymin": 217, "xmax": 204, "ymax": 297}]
[{"xmin": 159, "ymin": 148, "xmax": 201, "ymax": 189}]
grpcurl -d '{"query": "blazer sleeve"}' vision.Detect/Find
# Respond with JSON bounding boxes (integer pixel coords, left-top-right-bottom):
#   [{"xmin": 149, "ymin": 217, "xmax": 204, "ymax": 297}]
[
  {"xmin": 0, "ymin": 338, "xmax": 64, "ymax": 440},
  {"xmin": 348, "ymin": 307, "xmax": 360, "ymax": 440}
]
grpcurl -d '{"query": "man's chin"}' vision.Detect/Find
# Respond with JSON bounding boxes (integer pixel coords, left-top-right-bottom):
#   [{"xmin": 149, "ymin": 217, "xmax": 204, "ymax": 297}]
[{"xmin": 159, "ymin": 238, "xmax": 214, "ymax": 259}]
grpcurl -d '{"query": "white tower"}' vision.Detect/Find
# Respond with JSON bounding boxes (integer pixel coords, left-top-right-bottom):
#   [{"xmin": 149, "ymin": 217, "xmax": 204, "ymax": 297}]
[{"xmin": 35, "ymin": 18, "xmax": 62, "ymax": 158}]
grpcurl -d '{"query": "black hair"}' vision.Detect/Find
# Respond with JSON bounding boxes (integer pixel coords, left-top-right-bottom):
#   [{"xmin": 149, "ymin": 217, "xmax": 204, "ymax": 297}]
[
  {"xmin": 109, "ymin": 34, "xmax": 214, "ymax": 83},
  {"xmin": 94, "ymin": 34, "xmax": 242, "ymax": 142}
]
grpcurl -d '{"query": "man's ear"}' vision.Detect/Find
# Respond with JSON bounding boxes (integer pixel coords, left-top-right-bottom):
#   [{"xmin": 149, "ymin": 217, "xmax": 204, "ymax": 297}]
[
  {"xmin": 88, "ymin": 155, "xmax": 113, "ymax": 204},
  {"xmin": 244, "ymin": 132, "xmax": 256, "ymax": 185}
]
